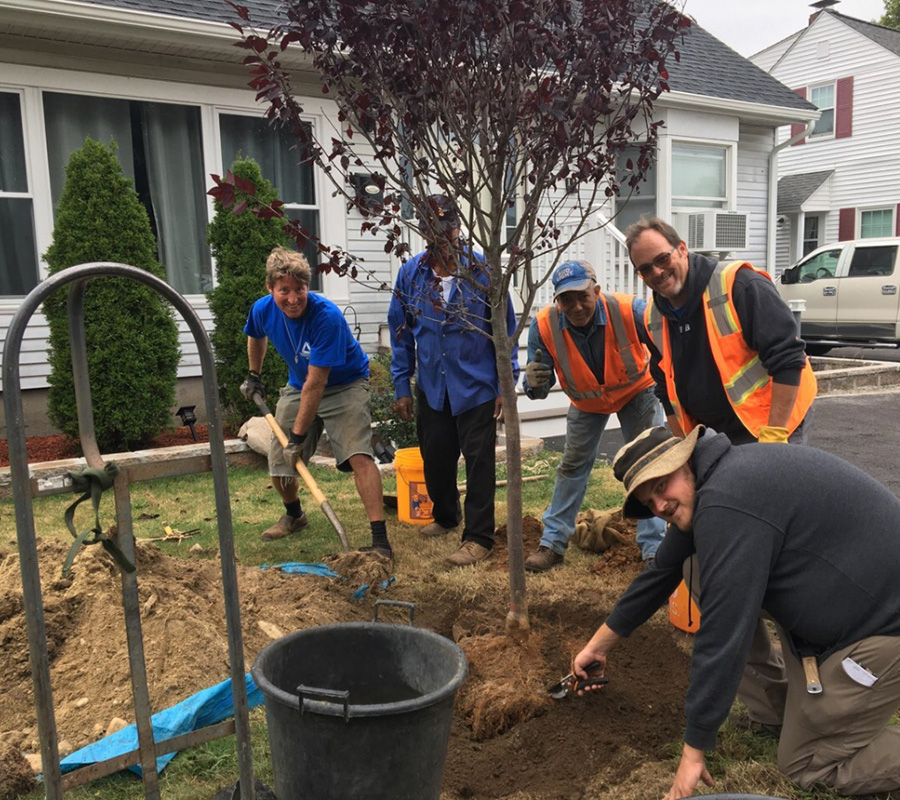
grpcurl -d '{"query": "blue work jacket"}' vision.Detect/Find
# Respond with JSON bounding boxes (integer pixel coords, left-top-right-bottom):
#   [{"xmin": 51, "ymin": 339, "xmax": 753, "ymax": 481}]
[{"xmin": 388, "ymin": 246, "xmax": 519, "ymax": 416}]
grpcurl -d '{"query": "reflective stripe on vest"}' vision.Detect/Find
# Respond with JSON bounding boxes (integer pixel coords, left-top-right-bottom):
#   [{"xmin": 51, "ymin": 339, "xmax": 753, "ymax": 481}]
[
  {"xmin": 546, "ymin": 297, "xmax": 647, "ymax": 401},
  {"xmin": 706, "ymin": 262, "xmax": 770, "ymax": 408}
]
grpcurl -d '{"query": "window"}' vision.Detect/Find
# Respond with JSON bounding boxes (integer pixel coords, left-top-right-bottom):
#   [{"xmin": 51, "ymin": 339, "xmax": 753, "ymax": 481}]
[
  {"xmin": 796, "ymin": 248, "xmax": 840, "ymax": 282},
  {"xmin": 42, "ymin": 92, "xmax": 212, "ymax": 294},
  {"xmin": 219, "ymin": 113, "xmax": 321, "ymax": 291},
  {"xmin": 809, "ymin": 83, "xmax": 835, "ymax": 138},
  {"xmin": 0, "ymin": 91, "xmax": 39, "ymax": 295},
  {"xmin": 860, "ymin": 208, "xmax": 894, "ymax": 239},
  {"xmin": 848, "ymin": 246, "xmax": 897, "ymax": 278},
  {"xmin": 615, "ymin": 145, "xmax": 656, "ymax": 230},
  {"xmin": 802, "ymin": 215, "xmax": 820, "ymax": 257},
  {"xmin": 672, "ymin": 144, "xmax": 726, "ymax": 209}
]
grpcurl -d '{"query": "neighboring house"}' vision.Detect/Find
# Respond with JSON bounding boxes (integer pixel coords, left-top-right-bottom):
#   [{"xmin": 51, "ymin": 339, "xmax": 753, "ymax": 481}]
[
  {"xmin": 0, "ymin": 0, "xmax": 816, "ymax": 436},
  {"xmin": 752, "ymin": 6, "xmax": 900, "ymax": 274}
]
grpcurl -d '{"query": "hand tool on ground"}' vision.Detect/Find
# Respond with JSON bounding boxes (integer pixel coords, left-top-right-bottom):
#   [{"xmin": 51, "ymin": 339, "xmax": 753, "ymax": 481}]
[
  {"xmin": 547, "ymin": 661, "xmax": 609, "ymax": 699},
  {"xmin": 252, "ymin": 394, "xmax": 350, "ymax": 552}
]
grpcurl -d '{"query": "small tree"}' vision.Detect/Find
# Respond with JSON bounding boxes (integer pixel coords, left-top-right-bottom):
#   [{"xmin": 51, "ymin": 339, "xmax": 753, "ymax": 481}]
[
  {"xmin": 221, "ymin": 0, "xmax": 686, "ymax": 637},
  {"xmin": 878, "ymin": 0, "xmax": 900, "ymax": 28},
  {"xmin": 44, "ymin": 138, "xmax": 180, "ymax": 452},
  {"xmin": 207, "ymin": 156, "xmax": 291, "ymax": 430}
]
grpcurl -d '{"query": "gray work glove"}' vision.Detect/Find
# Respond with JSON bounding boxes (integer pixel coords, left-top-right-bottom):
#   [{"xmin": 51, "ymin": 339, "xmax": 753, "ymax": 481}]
[
  {"xmin": 283, "ymin": 430, "xmax": 307, "ymax": 468},
  {"xmin": 525, "ymin": 349, "xmax": 552, "ymax": 389},
  {"xmin": 240, "ymin": 370, "xmax": 265, "ymax": 402}
]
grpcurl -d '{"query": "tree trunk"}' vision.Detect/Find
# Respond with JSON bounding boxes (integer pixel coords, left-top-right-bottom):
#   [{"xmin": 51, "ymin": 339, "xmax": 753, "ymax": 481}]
[{"xmin": 492, "ymin": 302, "xmax": 530, "ymax": 641}]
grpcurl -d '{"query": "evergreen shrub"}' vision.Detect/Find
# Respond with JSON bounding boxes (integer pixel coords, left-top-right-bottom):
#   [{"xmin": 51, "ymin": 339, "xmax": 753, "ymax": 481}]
[
  {"xmin": 207, "ymin": 157, "xmax": 291, "ymax": 431},
  {"xmin": 368, "ymin": 352, "xmax": 417, "ymax": 449},
  {"xmin": 43, "ymin": 138, "xmax": 180, "ymax": 452}
]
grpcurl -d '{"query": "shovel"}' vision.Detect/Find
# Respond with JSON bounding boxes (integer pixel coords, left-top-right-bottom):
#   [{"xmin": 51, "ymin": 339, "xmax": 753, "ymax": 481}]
[{"xmin": 252, "ymin": 394, "xmax": 350, "ymax": 553}]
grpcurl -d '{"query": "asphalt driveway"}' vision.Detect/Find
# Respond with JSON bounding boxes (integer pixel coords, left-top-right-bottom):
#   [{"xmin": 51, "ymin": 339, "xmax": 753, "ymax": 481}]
[{"xmin": 549, "ymin": 388, "xmax": 900, "ymax": 498}]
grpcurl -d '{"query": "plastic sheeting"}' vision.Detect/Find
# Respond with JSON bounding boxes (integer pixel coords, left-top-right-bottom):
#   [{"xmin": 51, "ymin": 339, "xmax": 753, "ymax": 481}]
[{"xmin": 59, "ymin": 673, "xmax": 263, "ymax": 777}]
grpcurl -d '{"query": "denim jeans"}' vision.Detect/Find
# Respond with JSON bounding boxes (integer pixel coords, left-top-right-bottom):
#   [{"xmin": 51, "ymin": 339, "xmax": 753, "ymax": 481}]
[{"xmin": 540, "ymin": 387, "xmax": 667, "ymax": 559}]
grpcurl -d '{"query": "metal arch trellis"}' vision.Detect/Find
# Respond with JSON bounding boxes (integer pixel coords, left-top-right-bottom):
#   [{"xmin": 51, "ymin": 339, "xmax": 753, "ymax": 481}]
[{"xmin": 1, "ymin": 263, "xmax": 259, "ymax": 799}]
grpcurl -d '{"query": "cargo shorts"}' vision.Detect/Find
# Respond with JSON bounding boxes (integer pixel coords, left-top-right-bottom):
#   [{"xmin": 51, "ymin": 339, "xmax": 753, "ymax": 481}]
[{"xmin": 268, "ymin": 378, "xmax": 374, "ymax": 476}]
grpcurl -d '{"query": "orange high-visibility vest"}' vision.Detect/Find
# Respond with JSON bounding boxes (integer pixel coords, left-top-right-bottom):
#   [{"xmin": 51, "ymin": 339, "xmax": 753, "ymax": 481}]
[
  {"xmin": 537, "ymin": 292, "xmax": 654, "ymax": 415},
  {"xmin": 645, "ymin": 260, "xmax": 817, "ymax": 437}
]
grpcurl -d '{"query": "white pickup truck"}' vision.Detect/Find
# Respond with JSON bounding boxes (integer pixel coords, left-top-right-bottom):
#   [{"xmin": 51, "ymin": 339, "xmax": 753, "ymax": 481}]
[{"xmin": 777, "ymin": 237, "xmax": 900, "ymax": 355}]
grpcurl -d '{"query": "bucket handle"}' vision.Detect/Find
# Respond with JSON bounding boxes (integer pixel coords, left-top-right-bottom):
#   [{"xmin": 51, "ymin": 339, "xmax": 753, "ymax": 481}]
[
  {"xmin": 373, "ymin": 599, "xmax": 415, "ymax": 626},
  {"xmin": 296, "ymin": 685, "xmax": 351, "ymax": 723}
]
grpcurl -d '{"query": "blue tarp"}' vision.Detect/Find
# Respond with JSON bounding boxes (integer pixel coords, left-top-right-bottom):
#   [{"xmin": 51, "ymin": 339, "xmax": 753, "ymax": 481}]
[
  {"xmin": 59, "ymin": 673, "xmax": 264, "ymax": 777},
  {"xmin": 261, "ymin": 562, "xmax": 338, "ymax": 577}
]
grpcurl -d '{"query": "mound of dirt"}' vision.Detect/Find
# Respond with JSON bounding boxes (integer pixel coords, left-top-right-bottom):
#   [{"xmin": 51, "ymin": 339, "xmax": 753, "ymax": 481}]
[{"xmin": 0, "ymin": 517, "xmax": 691, "ymax": 800}]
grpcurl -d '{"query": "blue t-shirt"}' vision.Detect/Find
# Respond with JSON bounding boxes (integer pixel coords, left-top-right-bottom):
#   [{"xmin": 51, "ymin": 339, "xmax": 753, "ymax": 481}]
[{"xmin": 244, "ymin": 293, "xmax": 369, "ymax": 390}]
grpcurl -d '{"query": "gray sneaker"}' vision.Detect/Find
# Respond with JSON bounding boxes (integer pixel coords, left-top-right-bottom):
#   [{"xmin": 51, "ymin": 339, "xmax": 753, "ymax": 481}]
[
  {"xmin": 421, "ymin": 521, "xmax": 456, "ymax": 537},
  {"xmin": 261, "ymin": 513, "xmax": 309, "ymax": 541},
  {"xmin": 525, "ymin": 546, "xmax": 564, "ymax": 572}
]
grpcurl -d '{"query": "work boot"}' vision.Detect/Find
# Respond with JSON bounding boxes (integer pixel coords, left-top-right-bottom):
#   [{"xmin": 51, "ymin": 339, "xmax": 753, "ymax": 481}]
[
  {"xmin": 443, "ymin": 541, "xmax": 491, "ymax": 567},
  {"xmin": 261, "ymin": 513, "xmax": 309, "ymax": 541},
  {"xmin": 729, "ymin": 710, "xmax": 782, "ymax": 740},
  {"xmin": 421, "ymin": 521, "xmax": 456, "ymax": 537},
  {"xmin": 525, "ymin": 546, "xmax": 564, "ymax": 573}
]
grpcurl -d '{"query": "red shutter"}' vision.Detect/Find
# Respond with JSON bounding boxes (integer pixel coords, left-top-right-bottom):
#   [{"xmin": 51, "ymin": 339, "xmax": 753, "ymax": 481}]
[
  {"xmin": 791, "ymin": 87, "xmax": 808, "ymax": 145},
  {"xmin": 835, "ymin": 76, "xmax": 854, "ymax": 139},
  {"xmin": 838, "ymin": 208, "xmax": 855, "ymax": 241}
]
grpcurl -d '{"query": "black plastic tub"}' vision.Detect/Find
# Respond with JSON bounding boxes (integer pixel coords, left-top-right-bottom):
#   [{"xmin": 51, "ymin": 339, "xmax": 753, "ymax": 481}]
[{"xmin": 251, "ymin": 603, "xmax": 467, "ymax": 800}]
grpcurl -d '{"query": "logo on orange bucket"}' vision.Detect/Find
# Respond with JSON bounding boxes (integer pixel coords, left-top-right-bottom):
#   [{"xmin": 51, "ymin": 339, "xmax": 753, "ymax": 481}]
[{"xmin": 410, "ymin": 483, "xmax": 434, "ymax": 520}]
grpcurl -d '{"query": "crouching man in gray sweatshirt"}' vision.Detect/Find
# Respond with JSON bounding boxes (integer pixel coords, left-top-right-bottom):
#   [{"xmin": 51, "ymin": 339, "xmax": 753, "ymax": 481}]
[{"xmin": 573, "ymin": 425, "xmax": 900, "ymax": 799}]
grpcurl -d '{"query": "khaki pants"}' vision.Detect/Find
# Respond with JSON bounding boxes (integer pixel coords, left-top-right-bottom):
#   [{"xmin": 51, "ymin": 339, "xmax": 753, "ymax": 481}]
[{"xmin": 777, "ymin": 634, "xmax": 900, "ymax": 795}]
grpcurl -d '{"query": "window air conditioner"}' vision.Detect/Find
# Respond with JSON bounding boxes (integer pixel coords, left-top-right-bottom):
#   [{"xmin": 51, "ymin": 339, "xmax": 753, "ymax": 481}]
[{"xmin": 671, "ymin": 211, "xmax": 748, "ymax": 252}]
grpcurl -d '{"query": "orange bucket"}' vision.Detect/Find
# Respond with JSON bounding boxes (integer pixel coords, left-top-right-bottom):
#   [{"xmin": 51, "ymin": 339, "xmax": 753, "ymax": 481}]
[
  {"xmin": 394, "ymin": 447, "xmax": 433, "ymax": 524},
  {"xmin": 668, "ymin": 580, "xmax": 701, "ymax": 633}
]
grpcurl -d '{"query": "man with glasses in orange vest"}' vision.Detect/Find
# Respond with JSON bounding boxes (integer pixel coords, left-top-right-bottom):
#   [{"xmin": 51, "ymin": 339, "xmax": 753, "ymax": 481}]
[
  {"xmin": 521, "ymin": 260, "xmax": 666, "ymax": 572},
  {"xmin": 623, "ymin": 215, "xmax": 817, "ymax": 742},
  {"xmin": 624, "ymin": 216, "xmax": 816, "ymax": 446}
]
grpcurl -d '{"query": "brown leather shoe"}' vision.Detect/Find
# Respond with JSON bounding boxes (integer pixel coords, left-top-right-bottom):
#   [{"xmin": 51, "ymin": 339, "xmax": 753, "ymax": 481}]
[
  {"xmin": 525, "ymin": 546, "xmax": 564, "ymax": 572},
  {"xmin": 421, "ymin": 521, "xmax": 456, "ymax": 537},
  {"xmin": 443, "ymin": 541, "xmax": 491, "ymax": 567},
  {"xmin": 261, "ymin": 512, "xmax": 309, "ymax": 541}
]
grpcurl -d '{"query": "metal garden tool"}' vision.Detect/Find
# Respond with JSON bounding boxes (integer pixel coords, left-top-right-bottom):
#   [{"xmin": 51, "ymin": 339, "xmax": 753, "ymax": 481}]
[
  {"xmin": 547, "ymin": 661, "xmax": 609, "ymax": 699},
  {"xmin": 252, "ymin": 394, "xmax": 351, "ymax": 553}
]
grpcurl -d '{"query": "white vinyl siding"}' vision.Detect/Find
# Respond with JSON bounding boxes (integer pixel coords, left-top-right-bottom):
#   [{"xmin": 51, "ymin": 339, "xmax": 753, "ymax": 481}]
[
  {"xmin": 764, "ymin": 12, "xmax": 900, "ymax": 271},
  {"xmin": 736, "ymin": 124, "xmax": 772, "ymax": 269}
]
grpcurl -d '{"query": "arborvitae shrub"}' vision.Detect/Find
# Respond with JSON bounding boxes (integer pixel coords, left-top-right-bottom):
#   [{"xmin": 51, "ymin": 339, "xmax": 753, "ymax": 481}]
[
  {"xmin": 43, "ymin": 138, "xmax": 180, "ymax": 452},
  {"xmin": 207, "ymin": 156, "xmax": 291, "ymax": 431}
]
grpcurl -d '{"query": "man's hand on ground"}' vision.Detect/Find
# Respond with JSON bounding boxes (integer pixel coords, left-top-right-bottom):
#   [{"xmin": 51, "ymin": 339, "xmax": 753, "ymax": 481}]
[
  {"xmin": 240, "ymin": 370, "xmax": 265, "ymax": 402},
  {"xmin": 395, "ymin": 396, "xmax": 414, "ymax": 422},
  {"xmin": 525, "ymin": 349, "xmax": 553, "ymax": 389},
  {"xmin": 663, "ymin": 744, "xmax": 713, "ymax": 800}
]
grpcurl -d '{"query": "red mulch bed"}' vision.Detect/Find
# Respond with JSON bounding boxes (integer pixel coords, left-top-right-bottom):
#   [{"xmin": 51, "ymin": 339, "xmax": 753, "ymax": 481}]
[{"xmin": 0, "ymin": 426, "xmax": 212, "ymax": 468}]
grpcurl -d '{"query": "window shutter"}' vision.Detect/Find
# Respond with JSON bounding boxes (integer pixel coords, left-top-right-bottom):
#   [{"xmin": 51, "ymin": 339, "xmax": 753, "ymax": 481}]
[
  {"xmin": 838, "ymin": 208, "xmax": 855, "ymax": 241},
  {"xmin": 790, "ymin": 88, "xmax": 808, "ymax": 145},
  {"xmin": 835, "ymin": 77, "xmax": 853, "ymax": 139},
  {"xmin": 896, "ymin": 204, "xmax": 900, "ymax": 236}
]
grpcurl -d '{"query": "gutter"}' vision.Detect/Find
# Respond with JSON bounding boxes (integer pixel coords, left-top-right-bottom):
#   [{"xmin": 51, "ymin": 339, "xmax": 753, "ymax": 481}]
[
  {"xmin": 658, "ymin": 90, "xmax": 818, "ymax": 126},
  {"xmin": 767, "ymin": 119, "xmax": 816, "ymax": 274}
]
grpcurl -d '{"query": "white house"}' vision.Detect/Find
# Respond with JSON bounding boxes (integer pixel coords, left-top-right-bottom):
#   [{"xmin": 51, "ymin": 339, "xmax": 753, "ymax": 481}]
[
  {"xmin": 752, "ymin": 6, "xmax": 900, "ymax": 273},
  {"xmin": 0, "ymin": 0, "xmax": 817, "ymax": 436}
]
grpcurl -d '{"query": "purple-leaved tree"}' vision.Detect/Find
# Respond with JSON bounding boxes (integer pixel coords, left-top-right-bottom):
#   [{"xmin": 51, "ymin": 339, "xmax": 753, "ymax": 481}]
[{"xmin": 213, "ymin": 0, "xmax": 688, "ymax": 639}]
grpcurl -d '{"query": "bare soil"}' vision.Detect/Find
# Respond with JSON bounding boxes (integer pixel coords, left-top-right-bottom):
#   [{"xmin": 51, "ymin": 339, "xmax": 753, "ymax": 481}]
[{"xmin": 0, "ymin": 504, "xmax": 693, "ymax": 799}]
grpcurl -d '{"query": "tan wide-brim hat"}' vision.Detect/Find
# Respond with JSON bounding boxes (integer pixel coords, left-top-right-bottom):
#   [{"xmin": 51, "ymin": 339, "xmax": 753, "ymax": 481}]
[{"xmin": 612, "ymin": 426, "xmax": 703, "ymax": 518}]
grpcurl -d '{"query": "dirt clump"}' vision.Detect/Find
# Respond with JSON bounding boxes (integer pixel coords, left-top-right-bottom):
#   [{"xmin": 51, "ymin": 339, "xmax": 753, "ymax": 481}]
[{"xmin": 0, "ymin": 744, "xmax": 36, "ymax": 798}]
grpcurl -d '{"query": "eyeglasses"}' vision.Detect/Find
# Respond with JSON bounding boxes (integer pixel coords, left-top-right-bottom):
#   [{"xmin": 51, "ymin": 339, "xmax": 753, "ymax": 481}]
[{"xmin": 634, "ymin": 246, "xmax": 677, "ymax": 278}]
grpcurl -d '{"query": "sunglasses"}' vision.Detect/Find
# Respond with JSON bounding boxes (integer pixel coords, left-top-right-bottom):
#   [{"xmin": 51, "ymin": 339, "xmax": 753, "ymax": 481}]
[{"xmin": 634, "ymin": 246, "xmax": 677, "ymax": 278}]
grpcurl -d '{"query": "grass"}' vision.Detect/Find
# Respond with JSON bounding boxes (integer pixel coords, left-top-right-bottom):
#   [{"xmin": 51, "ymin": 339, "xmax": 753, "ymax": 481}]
[{"xmin": 1, "ymin": 451, "xmax": 896, "ymax": 800}]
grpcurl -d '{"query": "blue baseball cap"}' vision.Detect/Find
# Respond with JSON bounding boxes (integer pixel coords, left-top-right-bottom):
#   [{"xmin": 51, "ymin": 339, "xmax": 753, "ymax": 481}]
[{"xmin": 552, "ymin": 260, "xmax": 597, "ymax": 299}]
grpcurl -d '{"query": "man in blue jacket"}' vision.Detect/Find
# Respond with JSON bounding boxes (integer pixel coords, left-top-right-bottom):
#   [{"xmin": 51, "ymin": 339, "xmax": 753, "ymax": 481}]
[
  {"xmin": 388, "ymin": 195, "xmax": 518, "ymax": 567},
  {"xmin": 241, "ymin": 247, "xmax": 389, "ymax": 556}
]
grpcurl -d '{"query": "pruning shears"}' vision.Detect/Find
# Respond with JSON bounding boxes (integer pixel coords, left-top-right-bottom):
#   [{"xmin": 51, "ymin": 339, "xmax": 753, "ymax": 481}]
[{"xmin": 547, "ymin": 661, "xmax": 609, "ymax": 700}]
